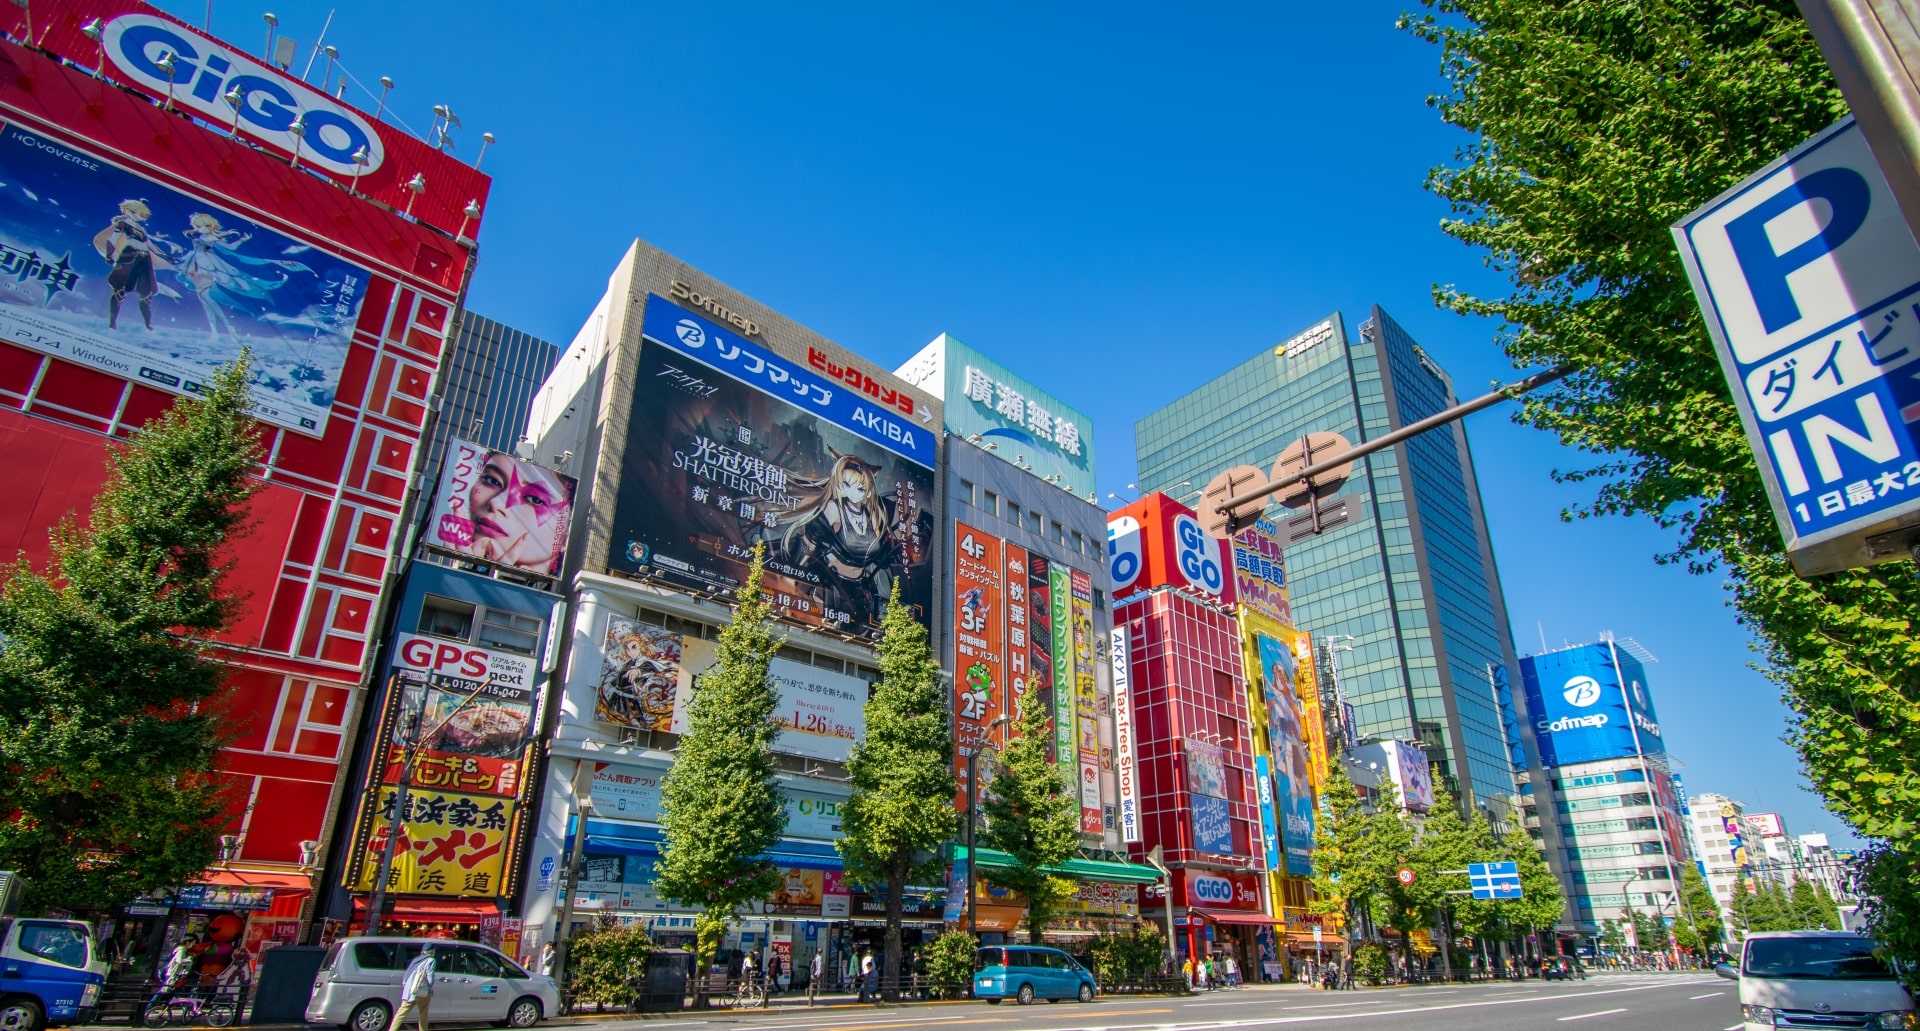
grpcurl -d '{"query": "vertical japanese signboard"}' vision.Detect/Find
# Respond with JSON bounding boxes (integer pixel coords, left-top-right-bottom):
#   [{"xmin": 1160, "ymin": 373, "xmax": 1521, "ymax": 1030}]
[
  {"xmin": 1050, "ymin": 565, "xmax": 1075, "ymax": 788},
  {"xmin": 1004, "ymin": 544, "xmax": 1033, "ymax": 713},
  {"xmin": 1071, "ymin": 570, "xmax": 1101, "ymax": 833},
  {"xmin": 953, "ymin": 522, "xmax": 1005, "ymax": 807},
  {"xmin": 1028, "ymin": 555, "xmax": 1054, "ymax": 740},
  {"xmin": 1673, "ymin": 117, "xmax": 1920, "ymax": 575},
  {"xmin": 1111, "ymin": 626, "xmax": 1141, "ymax": 843}
]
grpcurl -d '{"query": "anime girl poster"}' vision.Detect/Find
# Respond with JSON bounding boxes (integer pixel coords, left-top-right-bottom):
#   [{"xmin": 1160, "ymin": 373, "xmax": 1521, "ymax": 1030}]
[
  {"xmin": 0, "ymin": 125, "xmax": 367, "ymax": 435},
  {"xmin": 1256, "ymin": 631, "xmax": 1317, "ymax": 875},
  {"xmin": 594, "ymin": 618, "xmax": 687, "ymax": 732}
]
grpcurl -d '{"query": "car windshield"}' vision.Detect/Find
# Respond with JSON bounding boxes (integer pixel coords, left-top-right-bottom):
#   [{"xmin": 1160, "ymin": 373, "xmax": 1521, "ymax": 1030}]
[
  {"xmin": 974, "ymin": 948, "xmax": 1005, "ymax": 973},
  {"xmin": 1745, "ymin": 937, "xmax": 1894, "ymax": 981}
]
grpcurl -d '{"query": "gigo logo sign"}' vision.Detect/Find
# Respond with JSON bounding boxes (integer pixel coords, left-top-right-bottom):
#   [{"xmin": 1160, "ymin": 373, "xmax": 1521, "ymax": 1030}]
[
  {"xmin": 1189, "ymin": 874, "xmax": 1236, "ymax": 905},
  {"xmin": 104, "ymin": 15, "xmax": 385, "ymax": 178},
  {"xmin": 1172, "ymin": 513, "xmax": 1225, "ymax": 596},
  {"xmin": 1562, "ymin": 674, "xmax": 1603, "ymax": 708},
  {"xmin": 1108, "ymin": 516, "xmax": 1142, "ymax": 592}
]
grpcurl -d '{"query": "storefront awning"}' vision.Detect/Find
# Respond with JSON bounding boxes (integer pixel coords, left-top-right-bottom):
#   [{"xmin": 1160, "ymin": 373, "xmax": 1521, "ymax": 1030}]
[
  {"xmin": 577, "ymin": 818, "xmax": 842, "ymax": 870},
  {"xmin": 195, "ymin": 869, "xmax": 313, "ymax": 892},
  {"xmin": 952, "ymin": 847, "xmax": 1162, "ymax": 885},
  {"xmin": 353, "ymin": 897, "xmax": 499, "ymax": 923},
  {"xmin": 1191, "ymin": 909, "xmax": 1285, "ymax": 926}
]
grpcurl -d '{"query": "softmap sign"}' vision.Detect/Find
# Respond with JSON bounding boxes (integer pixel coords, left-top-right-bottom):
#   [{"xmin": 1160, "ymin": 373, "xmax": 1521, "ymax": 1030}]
[{"xmin": 1673, "ymin": 116, "xmax": 1920, "ymax": 574}]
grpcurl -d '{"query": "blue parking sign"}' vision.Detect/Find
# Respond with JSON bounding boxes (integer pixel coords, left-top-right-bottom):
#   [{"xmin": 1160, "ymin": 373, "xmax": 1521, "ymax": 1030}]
[{"xmin": 1674, "ymin": 117, "xmax": 1920, "ymax": 575}]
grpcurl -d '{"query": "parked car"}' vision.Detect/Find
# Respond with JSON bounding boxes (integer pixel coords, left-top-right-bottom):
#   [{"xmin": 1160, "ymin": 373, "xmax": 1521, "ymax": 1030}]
[
  {"xmin": 1717, "ymin": 931, "xmax": 1913, "ymax": 1030},
  {"xmin": 305, "ymin": 938, "xmax": 561, "ymax": 1031},
  {"xmin": 972, "ymin": 945, "xmax": 1097, "ymax": 1005},
  {"xmin": 0, "ymin": 916, "xmax": 105, "ymax": 1031},
  {"xmin": 1541, "ymin": 957, "xmax": 1584, "ymax": 981}
]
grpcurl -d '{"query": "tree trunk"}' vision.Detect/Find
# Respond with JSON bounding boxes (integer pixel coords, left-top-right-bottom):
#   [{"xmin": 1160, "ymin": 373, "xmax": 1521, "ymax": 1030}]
[{"xmin": 884, "ymin": 852, "xmax": 907, "ymax": 1003}]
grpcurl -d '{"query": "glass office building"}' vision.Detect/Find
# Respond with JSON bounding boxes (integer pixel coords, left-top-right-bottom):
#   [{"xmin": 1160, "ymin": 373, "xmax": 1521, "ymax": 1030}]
[
  {"xmin": 1135, "ymin": 308, "xmax": 1532, "ymax": 816},
  {"xmin": 423, "ymin": 311, "xmax": 561, "ymax": 479}
]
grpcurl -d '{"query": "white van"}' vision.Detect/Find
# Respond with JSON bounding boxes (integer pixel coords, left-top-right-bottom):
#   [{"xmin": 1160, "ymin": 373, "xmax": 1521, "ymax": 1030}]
[
  {"xmin": 1717, "ymin": 931, "xmax": 1913, "ymax": 1029},
  {"xmin": 305, "ymin": 938, "xmax": 561, "ymax": 1031}
]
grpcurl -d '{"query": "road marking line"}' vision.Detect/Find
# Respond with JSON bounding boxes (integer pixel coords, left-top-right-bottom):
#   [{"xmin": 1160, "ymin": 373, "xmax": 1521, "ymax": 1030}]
[
  {"xmin": 1557, "ymin": 1009, "xmax": 1627, "ymax": 1021},
  {"xmin": 821, "ymin": 1019, "xmax": 1013, "ymax": 1031},
  {"xmin": 1726, "ymin": 1025, "xmax": 1744, "ymax": 1031},
  {"xmin": 1691, "ymin": 992, "xmax": 1725, "ymax": 999},
  {"xmin": 1089, "ymin": 979, "xmax": 1704, "ymax": 1028}
]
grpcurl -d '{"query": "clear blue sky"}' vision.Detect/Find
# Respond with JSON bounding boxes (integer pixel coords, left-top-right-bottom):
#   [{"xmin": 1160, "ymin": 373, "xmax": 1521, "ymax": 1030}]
[{"xmin": 174, "ymin": 0, "xmax": 1858, "ymax": 845}]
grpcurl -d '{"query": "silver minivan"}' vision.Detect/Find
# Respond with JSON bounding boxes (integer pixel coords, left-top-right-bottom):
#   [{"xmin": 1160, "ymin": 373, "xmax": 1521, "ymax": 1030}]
[
  {"xmin": 305, "ymin": 938, "xmax": 561, "ymax": 1031},
  {"xmin": 1717, "ymin": 931, "xmax": 1914, "ymax": 1029}
]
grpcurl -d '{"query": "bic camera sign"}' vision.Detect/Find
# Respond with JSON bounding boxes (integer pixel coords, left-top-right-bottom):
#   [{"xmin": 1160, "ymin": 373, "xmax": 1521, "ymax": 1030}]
[{"xmin": 1675, "ymin": 117, "xmax": 1920, "ymax": 575}]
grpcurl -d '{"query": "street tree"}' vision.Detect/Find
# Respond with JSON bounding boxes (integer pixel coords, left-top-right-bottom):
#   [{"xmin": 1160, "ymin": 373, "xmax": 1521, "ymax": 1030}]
[
  {"xmin": 1402, "ymin": 0, "xmax": 1920, "ymax": 959},
  {"xmin": 1414, "ymin": 784, "xmax": 1493, "ymax": 977},
  {"xmin": 1366, "ymin": 799, "xmax": 1432, "ymax": 967},
  {"xmin": 1500, "ymin": 828, "xmax": 1566, "ymax": 962},
  {"xmin": 1857, "ymin": 844, "xmax": 1920, "ymax": 989},
  {"xmin": 980, "ymin": 700, "xmax": 1079, "ymax": 944},
  {"xmin": 1673, "ymin": 865, "xmax": 1725, "ymax": 956},
  {"xmin": 654, "ymin": 546, "xmax": 788, "ymax": 1006},
  {"xmin": 0, "ymin": 355, "xmax": 261, "ymax": 914},
  {"xmin": 838, "ymin": 581, "xmax": 956, "ymax": 1000},
  {"xmin": 1790, "ymin": 879, "xmax": 1842, "ymax": 930},
  {"xmin": 1310, "ymin": 768, "xmax": 1380, "ymax": 941}
]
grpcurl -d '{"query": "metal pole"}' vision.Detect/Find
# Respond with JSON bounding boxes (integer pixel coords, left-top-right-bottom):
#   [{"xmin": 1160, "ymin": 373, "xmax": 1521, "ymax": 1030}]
[
  {"xmin": 1214, "ymin": 365, "xmax": 1576, "ymax": 517},
  {"xmin": 550, "ymin": 763, "xmax": 595, "ymax": 986}
]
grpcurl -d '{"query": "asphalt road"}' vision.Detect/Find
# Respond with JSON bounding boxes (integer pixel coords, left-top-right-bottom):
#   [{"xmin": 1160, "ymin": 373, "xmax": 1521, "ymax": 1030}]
[{"xmin": 557, "ymin": 972, "xmax": 1741, "ymax": 1031}]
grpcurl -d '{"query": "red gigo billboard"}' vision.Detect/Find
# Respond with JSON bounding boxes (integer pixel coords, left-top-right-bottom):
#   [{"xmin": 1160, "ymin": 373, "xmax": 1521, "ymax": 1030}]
[{"xmin": 0, "ymin": 1, "xmax": 485, "ymax": 925}]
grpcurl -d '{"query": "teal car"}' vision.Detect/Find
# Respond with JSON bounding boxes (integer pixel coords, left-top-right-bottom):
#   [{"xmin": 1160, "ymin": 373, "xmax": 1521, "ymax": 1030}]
[{"xmin": 973, "ymin": 946, "xmax": 1096, "ymax": 1005}]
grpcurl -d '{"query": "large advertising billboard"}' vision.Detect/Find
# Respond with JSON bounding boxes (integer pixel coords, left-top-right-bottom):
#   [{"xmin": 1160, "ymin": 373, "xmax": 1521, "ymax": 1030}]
[
  {"xmin": 0, "ymin": 124, "xmax": 368, "ymax": 435},
  {"xmin": 592, "ymin": 615, "xmax": 868, "ymax": 762},
  {"xmin": 1111, "ymin": 626, "xmax": 1141, "ymax": 843},
  {"xmin": 426, "ymin": 439, "xmax": 578, "ymax": 578},
  {"xmin": 1253, "ymin": 630, "xmax": 1316, "ymax": 876},
  {"xmin": 609, "ymin": 297, "xmax": 936, "ymax": 640},
  {"xmin": 1107, "ymin": 493, "xmax": 1236, "ymax": 605},
  {"xmin": 1232, "ymin": 519, "xmax": 1290, "ymax": 624},
  {"xmin": 953, "ymin": 521, "xmax": 1007, "ymax": 805},
  {"xmin": 896, "ymin": 333, "xmax": 1097, "ymax": 498},
  {"xmin": 1519, "ymin": 643, "xmax": 1663, "ymax": 768}
]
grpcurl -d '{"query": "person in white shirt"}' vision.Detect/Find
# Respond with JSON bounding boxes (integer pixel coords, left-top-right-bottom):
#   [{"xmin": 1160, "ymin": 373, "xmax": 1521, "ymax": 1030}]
[
  {"xmin": 388, "ymin": 945, "xmax": 437, "ymax": 1031},
  {"xmin": 808, "ymin": 951, "xmax": 824, "ymax": 1006}
]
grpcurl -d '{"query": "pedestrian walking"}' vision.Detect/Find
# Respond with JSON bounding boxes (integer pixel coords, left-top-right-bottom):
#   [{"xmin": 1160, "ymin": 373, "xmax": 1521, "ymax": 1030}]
[
  {"xmin": 1226, "ymin": 955, "xmax": 1239, "ymax": 988},
  {"xmin": 741, "ymin": 950, "xmax": 757, "ymax": 998},
  {"xmin": 858, "ymin": 951, "xmax": 875, "ymax": 1003},
  {"xmin": 764, "ymin": 952, "xmax": 782, "ymax": 1007},
  {"xmin": 808, "ymin": 950, "xmax": 824, "ymax": 1006},
  {"xmin": 539, "ymin": 943, "xmax": 555, "ymax": 978},
  {"xmin": 1181, "ymin": 956, "xmax": 1194, "ymax": 990},
  {"xmin": 387, "ymin": 945, "xmax": 437, "ymax": 1031}
]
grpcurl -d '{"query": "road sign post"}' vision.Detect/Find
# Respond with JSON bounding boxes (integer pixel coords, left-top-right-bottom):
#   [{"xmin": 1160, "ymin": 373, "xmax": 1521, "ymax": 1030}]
[
  {"xmin": 1468, "ymin": 861, "xmax": 1524, "ymax": 901},
  {"xmin": 1674, "ymin": 116, "xmax": 1920, "ymax": 575}
]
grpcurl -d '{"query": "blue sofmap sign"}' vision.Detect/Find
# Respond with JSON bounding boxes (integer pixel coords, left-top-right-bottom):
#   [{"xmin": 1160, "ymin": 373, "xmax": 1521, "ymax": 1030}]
[
  {"xmin": 1190, "ymin": 794, "xmax": 1235, "ymax": 855},
  {"xmin": 1519, "ymin": 644, "xmax": 1663, "ymax": 768},
  {"xmin": 1674, "ymin": 117, "xmax": 1920, "ymax": 575},
  {"xmin": 640, "ymin": 296, "xmax": 935, "ymax": 469}
]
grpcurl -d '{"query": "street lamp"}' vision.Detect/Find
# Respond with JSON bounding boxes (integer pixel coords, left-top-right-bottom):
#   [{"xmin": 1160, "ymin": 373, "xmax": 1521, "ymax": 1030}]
[{"xmin": 965, "ymin": 714, "xmax": 1013, "ymax": 938}]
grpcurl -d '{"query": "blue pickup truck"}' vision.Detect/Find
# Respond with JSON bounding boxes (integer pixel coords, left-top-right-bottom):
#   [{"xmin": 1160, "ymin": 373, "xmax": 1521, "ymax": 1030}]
[{"xmin": 0, "ymin": 908, "xmax": 104, "ymax": 1031}]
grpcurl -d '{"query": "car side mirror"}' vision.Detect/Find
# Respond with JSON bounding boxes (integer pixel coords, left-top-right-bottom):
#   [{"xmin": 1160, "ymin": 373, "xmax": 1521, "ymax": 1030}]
[{"xmin": 1715, "ymin": 963, "xmax": 1739, "ymax": 981}]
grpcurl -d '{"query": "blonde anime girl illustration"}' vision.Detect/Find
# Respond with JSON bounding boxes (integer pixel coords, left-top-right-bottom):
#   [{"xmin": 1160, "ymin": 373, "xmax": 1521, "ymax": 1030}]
[
  {"xmin": 780, "ymin": 452, "xmax": 924, "ymax": 631},
  {"xmin": 93, "ymin": 199, "xmax": 170, "ymax": 330},
  {"xmin": 175, "ymin": 212, "xmax": 312, "ymax": 341}
]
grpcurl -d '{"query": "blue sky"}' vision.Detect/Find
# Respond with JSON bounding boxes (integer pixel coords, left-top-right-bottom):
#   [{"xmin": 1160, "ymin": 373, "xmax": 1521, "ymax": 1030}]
[{"xmin": 174, "ymin": 0, "xmax": 1858, "ymax": 844}]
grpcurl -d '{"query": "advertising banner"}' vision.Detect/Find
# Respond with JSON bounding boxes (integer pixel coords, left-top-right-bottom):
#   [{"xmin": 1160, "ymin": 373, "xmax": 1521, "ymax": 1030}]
[
  {"xmin": 1253, "ymin": 631, "xmax": 1316, "ymax": 875},
  {"xmin": 1004, "ymin": 544, "xmax": 1033, "ymax": 712},
  {"xmin": 1027, "ymin": 554, "xmax": 1054, "ymax": 728},
  {"xmin": 1105, "ymin": 494, "xmax": 1236, "ymax": 604},
  {"xmin": 589, "ymin": 760, "xmax": 848, "ymax": 836},
  {"xmin": 907, "ymin": 335, "xmax": 1096, "ymax": 497},
  {"xmin": 1181, "ymin": 870, "xmax": 1264, "ymax": 912},
  {"xmin": 610, "ymin": 304, "xmax": 936, "ymax": 640},
  {"xmin": 1071, "ymin": 570, "xmax": 1100, "ymax": 832},
  {"xmin": 953, "ymin": 521, "xmax": 1006, "ymax": 806},
  {"xmin": 1231, "ymin": 519, "xmax": 1290, "ymax": 624},
  {"xmin": 767, "ymin": 869, "xmax": 825, "ymax": 916},
  {"xmin": 1050, "ymin": 564, "xmax": 1074, "ymax": 786},
  {"xmin": 1385, "ymin": 740, "xmax": 1435, "ymax": 813},
  {"xmin": 1254, "ymin": 754, "xmax": 1281, "ymax": 870},
  {"xmin": 1190, "ymin": 793, "xmax": 1235, "ymax": 855},
  {"xmin": 0, "ymin": 124, "xmax": 368, "ymax": 435},
  {"xmin": 352, "ymin": 787, "xmax": 515, "ymax": 897},
  {"xmin": 1186, "ymin": 739, "xmax": 1228, "ymax": 799},
  {"xmin": 595, "ymin": 619, "xmax": 691, "ymax": 732},
  {"xmin": 386, "ymin": 638, "xmax": 539, "ymax": 800},
  {"xmin": 426, "ymin": 439, "xmax": 578, "ymax": 577},
  {"xmin": 1111, "ymin": 626, "xmax": 1141, "ymax": 843},
  {"xmin": 1294, "ymin": 632, "xmax": 1327, "ymax": 792},
  {"xmin": 1518, "ymin": 643, "xmax": 1661, "ymax": 767}
]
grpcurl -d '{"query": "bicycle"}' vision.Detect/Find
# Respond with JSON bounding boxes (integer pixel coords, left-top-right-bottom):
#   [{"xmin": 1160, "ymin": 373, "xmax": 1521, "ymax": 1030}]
[
  {"xmin": 729, "ymin": 979, "xmax": 766, "ymax": 1011},
  {"xmin": 141, "ymin": 987, "xmax": 236, "ymax": 1028}
]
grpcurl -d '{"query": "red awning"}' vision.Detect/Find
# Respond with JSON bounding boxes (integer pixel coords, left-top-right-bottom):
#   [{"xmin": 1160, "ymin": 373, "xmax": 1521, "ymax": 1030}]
[
  {"xmin": 1190, "ymin": 909, "xmax": 1285, "ymax": 926},
  {"xmin": 197, "ymin": 870, "xmax": 312, "ymax": 892},
  {"xmin": 353, "ymin": 898, "xmax": 499, "ymax": 924}
]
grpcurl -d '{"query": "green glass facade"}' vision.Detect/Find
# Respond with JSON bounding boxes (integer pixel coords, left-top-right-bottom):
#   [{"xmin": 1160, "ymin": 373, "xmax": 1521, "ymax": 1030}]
[{"xmin": 1135, "ymin": 308, "xmax": 1527, "ymax": 813}]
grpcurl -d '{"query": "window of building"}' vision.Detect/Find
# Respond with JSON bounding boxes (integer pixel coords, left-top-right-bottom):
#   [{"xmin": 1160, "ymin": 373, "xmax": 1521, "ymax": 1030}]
[
  {"xmin": 1093, "ymin": 588, "xmax": 1106, "ymax": 611},
  {"xmin": 983, "ymin": 490, "xmax": 1000, "ymax": 518},
  {"xmin": 1071, "ymin": 530, "xmax": 1087, "ymax": 555},
  {"xmin": 1027, "ymin": 510, "xmax": 1041, "ymax": 535},
  {"xmin": 959, "ymin": 479, "xmax": 976, "ymax": 507},
  {"xmin": 1050, "ymin": 521, "xmax": 1065, "ymax": 545},
  {"xmin": 478, "ymin": 608, "xmax": 543, "ymax": 655},
  {"xmin": 1007, "ymin": 501, "xmax": 1022, "ymax": 527},
  {"xmin": 418, "ymin": 595, "xmax": 476, "ymax": 640}
]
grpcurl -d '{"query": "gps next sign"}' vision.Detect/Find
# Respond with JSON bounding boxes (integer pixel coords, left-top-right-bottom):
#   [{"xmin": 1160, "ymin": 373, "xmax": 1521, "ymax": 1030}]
[
  {"xmin": 1674, "ymin": 117, "xmax": 1920, "ymax": 575},
  {"xmin": 1518, "ymin": 642, "xmax": 1662, "ymax": 769}
]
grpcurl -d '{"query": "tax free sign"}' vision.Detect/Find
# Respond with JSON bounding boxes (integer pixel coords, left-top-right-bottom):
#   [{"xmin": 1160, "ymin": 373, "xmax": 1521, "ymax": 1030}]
[{"xmin": 1674, "ymin": 117, "xmax": 1920, "ymax": 575}]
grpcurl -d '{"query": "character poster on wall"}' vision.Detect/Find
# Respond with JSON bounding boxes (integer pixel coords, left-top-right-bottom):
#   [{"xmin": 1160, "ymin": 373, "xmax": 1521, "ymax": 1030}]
[
  {"xmin": 611, "ymin": 332, "xmax": 935, "ymax": 641},
  {"xmin": 425, "ymin": 439, "xmax": 578, "ymax": 577},
  {"xmin": 1255, "ymin": 632, "xmax": 1316, "ymax": 875},
  {"xmin": 0, "ymin": 125, "xmax": 369, "ymax": 436},
  {"xmin": 1070, "ymin": 569, "xmax": 1100, "ymax": 832},
  {"xmin": 595, "ymin": 619, "xmax": 692, "ymax": 732}
]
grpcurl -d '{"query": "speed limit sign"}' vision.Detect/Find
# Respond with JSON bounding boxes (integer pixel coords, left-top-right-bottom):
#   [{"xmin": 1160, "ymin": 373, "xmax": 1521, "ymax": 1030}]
[{"xmin": 1396, "ymin": 867, "xmax": 1416, "ymax": 886}]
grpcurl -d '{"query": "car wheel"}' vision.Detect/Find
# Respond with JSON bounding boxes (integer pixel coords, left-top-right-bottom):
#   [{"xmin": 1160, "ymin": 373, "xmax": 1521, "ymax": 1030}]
[
  {"xmin": 0, "ymin": 998, "xmax": 46, "ymax": 1031},
  {"xmin": 506, "ymin": 996, "xmax": 543, "ymax": 1028},
  {"xmin": 348, "ymin": 1000, "xmax": 392, "ymax": 1031},
  {"xmin": 1079, "ymin": 984, "xmax": 1094, "ymax": 1003},
  {"xmin": 1016, "ymin": 983, "xmax": 1035, "ymax": 1006}
]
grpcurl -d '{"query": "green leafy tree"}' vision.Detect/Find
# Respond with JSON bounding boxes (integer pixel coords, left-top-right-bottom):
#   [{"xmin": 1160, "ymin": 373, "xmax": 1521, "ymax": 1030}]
[
  {"xmin": 980, "ymin": 700, "xmax": 1079, "ymax": 944},
  {"xmin": 1404, "ymin": 0, "xmax": 1920, "ymax": 956},
  {"xmin": 920, "ymin": 931, "xmax": 976, "ymax": 999},
  {"xmin": 1598, "ymin": 918, "xmax": 1626, "ymax": 955},
  {"xmin": 654, "ymin": 546, "xmax": 788, "ymax": 1006},
  {"xmin": 1366, "ymin": 799, "xmax": 1432, "ymax": 960},
  {"xmin": 1502, "ymin": 831, "xmax": 1566, "ymax": 946},
  {"xmin": 838, "ymin": 581, "xmax": 956, "ymax": 1000},
  {"xmin": 0, "ymin": 356, "xmax": 261, "ymax": 914},
  {"xmin": 1857, "ymin": 844, "xmax": 1920, "ymax": 990},
  {"xmin": 1673, "ymin": 864, "xmax": 1725, "ymax": 955},
  {"xmin": 1413, "ymin": 784, "xmax": 1495, "ymax": 977},
  {"xmin": 565, "ymin": 918, "xmax": 656, "ymax": 1008},
  {"xmin": 1310, "ymin": 768, "xmax": 1380, "ymax": 940}
]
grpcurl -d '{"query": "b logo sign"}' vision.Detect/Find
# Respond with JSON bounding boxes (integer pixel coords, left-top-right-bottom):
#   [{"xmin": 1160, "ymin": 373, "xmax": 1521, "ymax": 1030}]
[{"xmin": 1562, "ymin": 675, "xmax": 1602, "ymax": 708}]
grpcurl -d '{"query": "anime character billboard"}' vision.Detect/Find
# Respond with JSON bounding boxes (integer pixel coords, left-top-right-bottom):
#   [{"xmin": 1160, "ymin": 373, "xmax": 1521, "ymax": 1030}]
[
  {"xmin": 610, "ymin": 299, "xmax": 936, "ymax": 640},
  {"xmin": 0, "ymin": 125, "xmax": 368, "ymax": 435},
  {"xmin": 1255, "ymin": 630, "xmax": 1316, "ymax": 876},
  {"xmin": 425, "ymin": 439, "xmax": 578, "ymax": 577}
]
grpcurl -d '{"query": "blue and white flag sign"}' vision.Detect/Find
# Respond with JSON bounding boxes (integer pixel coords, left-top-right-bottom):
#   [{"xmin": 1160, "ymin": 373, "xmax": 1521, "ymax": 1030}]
[
  {"xmin": 640, "ymin": 295, "xmax": 935, "ymax": 469},
  {"xmin": 1673, "ymin": 117, "xmax": 1920, "ymax": 575},
  {"xmin": 1468, "ymin": 861, "xmax": 1523, "ymax": 901}
]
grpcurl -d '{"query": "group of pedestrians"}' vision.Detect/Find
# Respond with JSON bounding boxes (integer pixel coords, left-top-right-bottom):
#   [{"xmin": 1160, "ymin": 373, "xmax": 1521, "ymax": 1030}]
[{"xmin": 1180, "ymin": 953, "xmax": 1241, "ymax": 990}]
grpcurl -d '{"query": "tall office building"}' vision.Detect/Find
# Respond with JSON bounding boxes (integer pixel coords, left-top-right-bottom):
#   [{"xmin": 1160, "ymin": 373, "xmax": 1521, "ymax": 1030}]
[
  {"xmin": 422, "ymin": 311, "xmax": 561, "ymax": 479},
  {"xmin": 1135, "ymin": 308, "xmax": 1534, "ymax": 816}
]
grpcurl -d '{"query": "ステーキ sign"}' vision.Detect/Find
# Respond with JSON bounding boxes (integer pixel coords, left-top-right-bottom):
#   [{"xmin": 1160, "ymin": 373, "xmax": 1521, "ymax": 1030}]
[{"xmin": 1674, "ymin": 117, "xmax": 1920, "ymax": 574}]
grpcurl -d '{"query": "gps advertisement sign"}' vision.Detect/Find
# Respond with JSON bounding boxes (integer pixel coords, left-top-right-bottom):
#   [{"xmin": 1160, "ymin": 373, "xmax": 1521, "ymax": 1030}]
[
  {"xmin": 1674, "ymin": 117, "xmax": 1920, "ymax": 575},
  {"xmin": 1518, "ymin": 643, "xmax": 1662, "ymax": 768}
]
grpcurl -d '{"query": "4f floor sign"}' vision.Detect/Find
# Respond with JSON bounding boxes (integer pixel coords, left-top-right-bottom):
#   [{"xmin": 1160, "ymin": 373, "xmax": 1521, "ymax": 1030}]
[{"xmin": 1674, "ymin": 117, "xmax": 1920, "ymax": 575}]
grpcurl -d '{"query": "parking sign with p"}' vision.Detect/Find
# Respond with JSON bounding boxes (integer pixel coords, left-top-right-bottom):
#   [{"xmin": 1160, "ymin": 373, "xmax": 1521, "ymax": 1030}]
[{"xmin": 1674, "ymin": 117, "xmax": 1920, "ymax": 574}]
